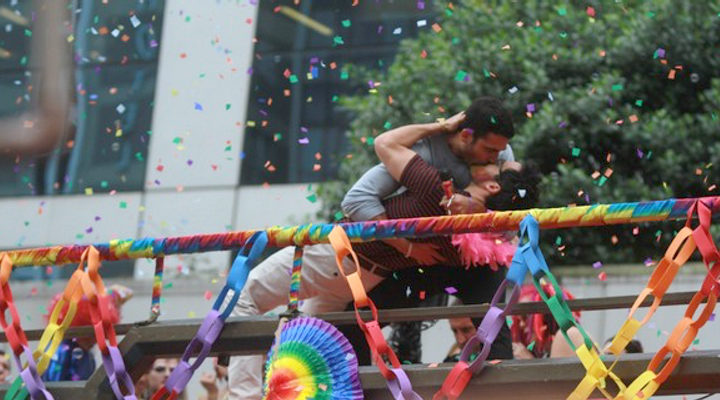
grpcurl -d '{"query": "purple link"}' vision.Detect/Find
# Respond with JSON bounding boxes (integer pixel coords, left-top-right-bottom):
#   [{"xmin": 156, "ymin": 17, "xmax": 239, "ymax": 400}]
[
  {"xmin": 461, "ymin": 306, "xmax": 502, "ymax": 374},
  {"xmin": 19, "ymin": 367, "xmax": 53, "ymax": 399},
  {"xmin": 164, "ymin": 309, "xmax": 225, "ymax": 394},
  {"xmin": 385, "ymin": 367, "xmax": 422, "ymax": 400},
  {"xmin": 463, "ymin": 280, "xmax": 522, "ymax": 374},
  {"xmin": 101, "ymin": 346, "xmax": 137, "ymax": 399},
  {"xmin": 164, "ymin": 361, "xmax": 194, "ymax": 395},
  {"xmin": 14, "ymin": 345, "xmax": 53, "ymax": 400},
  {"xmin": 180, "ymin": 310, "xmax": 225, "ymax": 369}
]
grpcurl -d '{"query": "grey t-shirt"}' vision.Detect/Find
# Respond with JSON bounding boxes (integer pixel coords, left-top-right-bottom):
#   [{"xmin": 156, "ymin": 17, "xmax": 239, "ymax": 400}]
[{"xmin": 341, "ymin": 135, "xmax": 514, "ymax": 221}]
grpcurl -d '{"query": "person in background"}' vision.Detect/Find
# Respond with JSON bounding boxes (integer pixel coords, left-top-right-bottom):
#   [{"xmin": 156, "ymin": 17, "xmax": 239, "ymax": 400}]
[
  {"xmin": 137, "ymin": 358, "xmax": 186, "ymax": 400},
  {"xmin": 441, "ymin": 297, "xmax": 479, "ymax": 363},
  {"xmin": 0, "ymin": 350, "xmax": 11, "ymax": 384},
  {"xmin": 198, "ymin": 357, "xmax": 229, "ymax": 400},
  {"xmin": 602, "ymin": 337, "xmax": 644, "ymax": 354},
  {"xmin": 510, "ymin": 283, "xmax": 586, "ymax": 359},
  {"xmin": 444, "ymin": 316, "xmax": 478, "ymax": 363},
  {"xmin": 42, "ymin": 284, "xmax": 133, "ymax": 382}
]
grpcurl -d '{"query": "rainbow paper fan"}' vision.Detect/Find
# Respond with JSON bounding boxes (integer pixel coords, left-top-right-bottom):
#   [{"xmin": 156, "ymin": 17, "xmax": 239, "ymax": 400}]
[{"xmin": 263, "ymin": 317, "xmax": 363, "ymax": 400}]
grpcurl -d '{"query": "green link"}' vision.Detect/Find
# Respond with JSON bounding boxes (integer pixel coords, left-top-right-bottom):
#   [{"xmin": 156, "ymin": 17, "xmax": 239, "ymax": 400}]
[
  {"xmin": 532, "ymin": 271, "xmax": 594, "ymax": 351},
  {"xmin": 545, "ymin": 295, "xmax": 574, "ymax": 331},
  {"xmin": 5, "ymin": 377, "xmax": 27, "ymax": 400}
]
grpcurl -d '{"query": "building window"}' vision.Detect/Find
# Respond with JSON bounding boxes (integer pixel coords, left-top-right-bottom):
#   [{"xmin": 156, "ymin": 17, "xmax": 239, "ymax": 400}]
[
  {"xmin": 0, "ymin": 0, "xmax": 165, "ymax": 196},
  {"xmin": 240, "ymin": 0, "xmax": 438, "ymax": 185}
]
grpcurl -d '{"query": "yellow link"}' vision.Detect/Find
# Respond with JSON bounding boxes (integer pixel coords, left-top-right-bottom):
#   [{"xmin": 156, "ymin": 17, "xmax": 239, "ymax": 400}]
[
  {"xmin": 608, "ymin": 318, "xmax": 641, "ymax": 356},
  {"xmin": 568, "ymin": 346, "xmax": 612, "ymax": 399},
  {"xmin": 569, "ymin": 374, "xmax": 601, "ymax": 400},
  {"xmin": 617, "ymin": 371, "xmax": 656, "ymax": 400},
  {"xmin": 576, "ymin": 346, "xmax": 607, "ymax": 381},
  {"xmin": 34, "ymin": 300, "xmax": 78, "ymax": 373}
]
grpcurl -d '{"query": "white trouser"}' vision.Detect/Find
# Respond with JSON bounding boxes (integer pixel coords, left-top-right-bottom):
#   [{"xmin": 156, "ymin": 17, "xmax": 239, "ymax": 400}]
[{"xmin": 227, "ymin": 244, "xmax": 385, "ymax": 400}]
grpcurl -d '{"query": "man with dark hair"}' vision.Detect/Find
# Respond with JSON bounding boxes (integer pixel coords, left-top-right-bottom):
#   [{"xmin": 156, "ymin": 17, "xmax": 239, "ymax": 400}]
[
  {"xmin": 227, "ymin": 99, "xmax": 538, "ymax": 399},
  {"xmin": 342, "ymin": 96, "xmax": 516, "ymax": 224}
]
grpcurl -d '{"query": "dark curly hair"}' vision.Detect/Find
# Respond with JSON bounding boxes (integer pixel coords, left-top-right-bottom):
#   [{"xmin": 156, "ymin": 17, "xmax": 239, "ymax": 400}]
[
  {"xmin": 485, "ymin": 161, "xmax": 541, "ymax": 211},
  {"xmin": 459, "ymin": 96, "xmax": 515, "ymax": 140}
]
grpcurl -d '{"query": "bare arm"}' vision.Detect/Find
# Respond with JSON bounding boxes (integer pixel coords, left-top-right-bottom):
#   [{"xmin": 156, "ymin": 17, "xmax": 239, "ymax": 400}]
[{"xmin": 374, "ymin": 112, "xmax": 466, "ymax": 181}]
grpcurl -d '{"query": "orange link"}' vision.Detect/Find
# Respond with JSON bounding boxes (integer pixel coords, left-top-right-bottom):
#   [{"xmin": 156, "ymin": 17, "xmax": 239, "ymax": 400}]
[
  {"xmin": 625, "ymin": 227, "xmax": 695, "ymax": 326},
  {"xmin": 328, "ymin": 226, "xmax": 369, "ymax": 308},
  {"xmin": 0, "ymin": 254, "xmax": 11, "ymax": 284}
]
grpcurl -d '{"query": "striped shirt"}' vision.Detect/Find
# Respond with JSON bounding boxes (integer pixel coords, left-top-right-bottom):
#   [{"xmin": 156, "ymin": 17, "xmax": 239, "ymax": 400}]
[{"xmin": 351, "ymin": 155, "xmax": 463, "ymax": 272}]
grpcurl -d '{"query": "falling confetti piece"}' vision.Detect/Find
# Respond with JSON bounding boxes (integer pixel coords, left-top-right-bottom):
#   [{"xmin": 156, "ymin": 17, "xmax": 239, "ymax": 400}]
[
  {"xmin": 598, "ymin": 271, "xmax": 607, "ymax": 281},
  {"xmin": 204, "ymin": 290, "xmax": 212, "ymax": 300},
  {"xmin": 592, "ymin": 261, "xmax": 603, "ymax": 269}
]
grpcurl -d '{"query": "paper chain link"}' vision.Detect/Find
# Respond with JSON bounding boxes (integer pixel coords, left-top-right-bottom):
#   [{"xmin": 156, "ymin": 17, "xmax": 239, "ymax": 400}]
[
  {"xmin": 328, "ymin": 226, "xmax": 422, "ymax": 400},
  {"xmin": 78, "ymin": 246, "xmax": 136, "ymax": 400},
  {"xmin": 0, "ymin": 254, "xmax": 53, "ymax": 400},
  {"xmin": 565, "ymin": 200, "xmax": 717, "ymax": 400},
  {"xmin": 615, "ymin": 200, "xmax": 720, "ymax": 400},
  {"xmin": 152, "ymin": 231, "xmax": 268, "ymax": 400},
  {"xmin": 6, "ymin": 248, "xmax": 91, "ymax": 400},
  {"xmin": 433, "ymin": 217, "xmax": 539, "ymax": 400}
]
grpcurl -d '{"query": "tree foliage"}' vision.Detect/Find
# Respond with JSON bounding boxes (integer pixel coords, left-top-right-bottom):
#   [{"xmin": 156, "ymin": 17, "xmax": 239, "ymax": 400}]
[{"xmin": 317, "ymin": 0, "xmax": 720, "ymax": 265}]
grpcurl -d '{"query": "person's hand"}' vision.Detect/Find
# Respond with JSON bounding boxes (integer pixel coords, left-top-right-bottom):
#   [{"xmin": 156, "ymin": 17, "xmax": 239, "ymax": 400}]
[
  {"xmin": 108, "ymin": 284, "xmax": 133, "ymax": 305},
  {"xmin": 199, "ymin": 371, "xmax": 219, "ymax": 394},
  {"xmin": 408, "ymin": 242, "xmax": 446, "ymax": 265},
  {"xmin": 439, "ymin": 111, "xmax": 466, "ymax": 134},
  {"xmin": 512, "ymin": 342, "xmax": 535, "ymax": 359},
  {"xmin": 135, "ymin": 374, "xmax": 149, "ymax": 396},
  {"xmin": 439, "ymin": 193, "xmax": 474, "ymax": 215}
]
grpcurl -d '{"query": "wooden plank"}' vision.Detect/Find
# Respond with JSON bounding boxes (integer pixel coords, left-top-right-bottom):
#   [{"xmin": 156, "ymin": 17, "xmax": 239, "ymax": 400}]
[
  {"xmin": 0, "ymin": 291, "xmax": 700, "ymax": 342},
  {"xmin": 4, "ymin": 350, "xmax": 719, "ymax": 399}
]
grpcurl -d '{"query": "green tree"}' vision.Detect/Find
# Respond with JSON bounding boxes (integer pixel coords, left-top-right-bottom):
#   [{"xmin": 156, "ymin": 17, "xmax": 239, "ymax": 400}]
[{"xmin": 317, "ymin": 0, "xmax": 720, "ymax": 265}]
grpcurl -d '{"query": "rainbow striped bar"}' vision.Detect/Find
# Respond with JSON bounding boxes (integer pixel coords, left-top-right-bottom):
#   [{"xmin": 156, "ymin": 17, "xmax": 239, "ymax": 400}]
[{"xmin": 6, "ymin": 196, "xmax": 720, "ymax": 267}]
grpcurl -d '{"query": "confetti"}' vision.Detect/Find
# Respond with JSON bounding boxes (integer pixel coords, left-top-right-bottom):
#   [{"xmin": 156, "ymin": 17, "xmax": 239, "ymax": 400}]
[
  {"xmin": 130, "ymin": 14, "xmax": 141, "ymax": 28},
  {"xmin": 204, "ymin": 290, "xmax": 212, "ymax": 300},
  {"xmin": 444, "ymin": 286, "xmax": 457, "ymax": 294},
  {"xmin": 592, "ymin": 261, "xmax": 603, "ymax": 269},
  {"xmin": 598, "ymin": 271, "xmax": 607, "ymax": 281}
]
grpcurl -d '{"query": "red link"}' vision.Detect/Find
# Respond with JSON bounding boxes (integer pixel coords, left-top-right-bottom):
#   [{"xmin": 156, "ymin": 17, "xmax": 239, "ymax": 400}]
[
  {"xmin": 358, "ymin": 319, "xmax": 401, "ymax": 379},
  {"xmin": 151, "ymin": 386, "xmax": 178, "ymax": 400},
  {"xmin": 433, "ymin": 361, "xmax": 472, "ymax": 400},
  {"xmin": 0, "ymin": 254, "xmax": 30, "ymax": 357},
  {"xmin": 78, "ymin": 247, "xmax": 121, "ymax": 355},
  {"xmin": 701, "ymin": 262, "xmax": 720, "ymax": 296}
]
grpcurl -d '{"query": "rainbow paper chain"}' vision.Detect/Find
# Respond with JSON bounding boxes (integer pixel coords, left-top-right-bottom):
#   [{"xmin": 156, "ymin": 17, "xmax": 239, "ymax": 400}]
[{"xmin": 5, "ymin": 197, "xmax": 720, "ymax": 267}]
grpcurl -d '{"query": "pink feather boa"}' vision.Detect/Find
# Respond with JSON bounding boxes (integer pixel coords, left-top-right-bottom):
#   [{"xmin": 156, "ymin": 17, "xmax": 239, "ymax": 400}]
[{"xmin": 451, "ymin": 231, "xmax": 517, "ymax": 270}]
